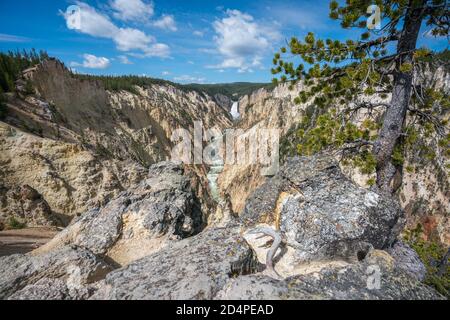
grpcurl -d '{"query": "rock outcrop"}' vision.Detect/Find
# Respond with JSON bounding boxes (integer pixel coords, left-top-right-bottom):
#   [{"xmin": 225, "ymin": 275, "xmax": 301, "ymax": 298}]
[
  {"xmin": 34, "ymin": 162, "xmax": 205, "ymax": 266},
  {"xmin": 242, "ymin": 155, "xmax": 405, "ymax": 271},
  {"xmin": 1, "ymin": 156, "xmax": 441, "ymax": 300},
  {"xmin": 0, "ymin": 160, "xmax": 444, "ymax": 300}
]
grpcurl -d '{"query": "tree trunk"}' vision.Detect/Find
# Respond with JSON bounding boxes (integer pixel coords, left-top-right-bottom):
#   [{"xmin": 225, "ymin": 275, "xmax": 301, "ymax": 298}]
[{"xmin": 373, "ymin": 1, "xmax": 426, "ymax": 193}]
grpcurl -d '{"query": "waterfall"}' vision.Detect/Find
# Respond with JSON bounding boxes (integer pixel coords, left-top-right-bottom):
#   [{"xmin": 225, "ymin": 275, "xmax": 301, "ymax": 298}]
[{"xmin": 230, "ymin": 101, "xmax": 240, "ymax": 119}]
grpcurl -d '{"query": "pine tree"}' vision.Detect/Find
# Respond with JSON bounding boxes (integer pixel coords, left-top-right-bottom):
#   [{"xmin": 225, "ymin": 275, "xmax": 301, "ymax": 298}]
[
  {"xmin": 273, "ymin": 0, "xmax": 449, "ymax": 193},
  {"xmin": 0, "ymin": 49, "xmax": 49, "ymax": 93}
]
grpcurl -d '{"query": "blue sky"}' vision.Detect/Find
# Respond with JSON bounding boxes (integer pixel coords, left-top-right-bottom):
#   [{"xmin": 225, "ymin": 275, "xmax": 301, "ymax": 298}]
[{"xmin": 0, "ymin": 0, "xmax": 447, "ymax": 84}]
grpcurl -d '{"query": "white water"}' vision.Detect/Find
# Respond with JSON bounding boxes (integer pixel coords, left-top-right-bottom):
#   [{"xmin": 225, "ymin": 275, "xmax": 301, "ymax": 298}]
[
  {"xmin": 207, "ymin": 158, "xmax": 224, "ymax": 202},
  {"xmin": 230, "ymin": 101, "xmax": 240, "ymax": 119},
  {"xmin": 207, "ymin": 102, "xmax": 239, "ymax": 202},
  {"xmin": 206, "ymin": 135, "xmax": 225, "ymax": 203}
]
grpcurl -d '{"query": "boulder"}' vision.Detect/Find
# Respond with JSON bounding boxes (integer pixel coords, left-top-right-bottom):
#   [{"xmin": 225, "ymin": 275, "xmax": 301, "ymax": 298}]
[
  {"xmin": 0, "ymin": 245, "xmax": 112, "ymax": 299},
  {"xmin": 34, "ymin": 162, "xmax": 206, "ymax": 266},
  {"xmin": 217, "ymin": 250, "xmax": 443, "ymax": 300},
  {"xmin": 90, "ymin": 227, "xmax": 260, "ymax": 300},
  {"xmin": 242, "ymin": 155, "xmax": 405, "ymax": 265}
]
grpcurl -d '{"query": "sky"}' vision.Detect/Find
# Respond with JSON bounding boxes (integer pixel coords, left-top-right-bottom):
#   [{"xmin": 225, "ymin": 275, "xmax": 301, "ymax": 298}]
[{"xmin": 0, "ymin": 0, "xmax": 448, "ymax": 84}]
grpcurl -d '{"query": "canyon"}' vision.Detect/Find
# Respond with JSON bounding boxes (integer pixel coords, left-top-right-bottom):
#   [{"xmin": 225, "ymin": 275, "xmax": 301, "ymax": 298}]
[{"xmin": 0, "ymin": 58, "xmax": 448, "ymax": 300}]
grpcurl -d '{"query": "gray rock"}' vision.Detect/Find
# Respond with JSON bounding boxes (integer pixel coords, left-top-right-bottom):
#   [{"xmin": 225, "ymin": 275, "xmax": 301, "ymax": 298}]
[
  {"xmin": 38, "ymin": 161, "xmax": 205, "ymax": 257},
  {"xmin": 90, "ymin": 227, "xmax": 260, "ymax": 300},
  {"xmin": 240, "ymin": 175, "xmax": 285, "ymax": 225},
  {"xmin": 242, "ymin": 155, "xmax": 405, "ymax": 264},
  {"xmin": 217, "ymin": 251, "xmax": 443, "ymax": 300},
  {"xmin": 386, "ymin": 240, "xmax": 427, "ymax": 282},
  {"xmin": 8, "ymin": 278, "xmax": 70, "ymax": 300},
  {"xmin": 0, "ymin": 245, "xmax": 112, "ymax": 299}
]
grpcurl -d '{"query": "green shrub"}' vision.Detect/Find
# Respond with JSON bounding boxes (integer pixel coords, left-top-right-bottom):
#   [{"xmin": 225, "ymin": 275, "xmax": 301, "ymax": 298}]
[
  {"xmin": 7, "ymin": 217, "xmax": 27, "ymax": 230},
  {"xmin": 404, "ymin": 224, "xmax": 450, "ymax": 298}
]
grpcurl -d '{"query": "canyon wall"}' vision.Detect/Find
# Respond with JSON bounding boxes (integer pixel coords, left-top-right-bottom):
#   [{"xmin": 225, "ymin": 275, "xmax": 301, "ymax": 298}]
[{"xmin": 1, "ymin": 60, "xmax": 231, "ymax": 226}]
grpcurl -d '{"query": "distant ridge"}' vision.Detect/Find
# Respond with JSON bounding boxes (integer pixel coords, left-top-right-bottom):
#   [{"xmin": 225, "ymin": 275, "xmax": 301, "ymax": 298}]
[
  {"xmin": 183, "ymin": 82, "xmax": 275, "ymax": 99},
  {"xmin": 74, "ymin": 73, "xmax": 274, "ymax": 99}
]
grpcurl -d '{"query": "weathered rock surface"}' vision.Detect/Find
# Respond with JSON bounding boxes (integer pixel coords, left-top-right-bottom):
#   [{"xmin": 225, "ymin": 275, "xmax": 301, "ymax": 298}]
[
  {"xmin": 242, "ymin": 155, "xmax": 405, "ymax": 266},
  {"xmin": 90, "ymin": 227, "xmax": 259, "ymax": 300},
  {"xmin": 0, "ymin": 184, "xmax": 62, "ymax": 229},
  {"xmin": 217, "ymin": 250, "xmax": 443, "ymax": 300},
  {"xmin": 34, "ymin": 162, "xmax": 206, "ymax": 266},
  {"xmin": 0, "ymin": 122, "xmax": 148, "ymax": 223},
  {"xmin": 0, "ymin": 245, "xmax": 112, "ymax": 300},
  {"xmin": 386, "ymin": 240, "xmax": 427, "ymax": 282}
]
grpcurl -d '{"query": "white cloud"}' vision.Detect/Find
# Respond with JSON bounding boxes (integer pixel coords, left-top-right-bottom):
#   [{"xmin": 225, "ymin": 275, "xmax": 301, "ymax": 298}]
[
  {"xmin": 210, "ymin": 9, "xmax": 280, "ymax": 72},
  {"xmin": 153, "ymin": 15, "xmax": 177, "ymax": 32},
  {"xmin": 71, "ymin": 54, "xmax": 111, "ymax": 69},
  {"xmin": 0, "ymin": 33, "xmax": 31, "ymax": 42},
  {"xmin": 162, "ymin": 71, "xmax": 170, "ymax": 75},
  {"xmin": 110, "ymin": 0, "xmax": 154, "ymax": 22},
  {"xmin": 62, "ymin": 2, "xmax": 170, "ymax": 58},
  {"xmin": 193, "ymin": 30, "xmax": 204, "ymax": 37},
  {"xmin": 114, "ymin": 27, "xmax": 154, "ymax": 51},
  {"xmin": 118, "ymin": 55, "xmax": 133, "ymax": 64},
  {"xmin": 143, "ymin": 43, "xmax": 171, "ymax": 57},
  {"xmin": 174, "ymin": 75, "xmax": 206, "ymax": 83}
]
